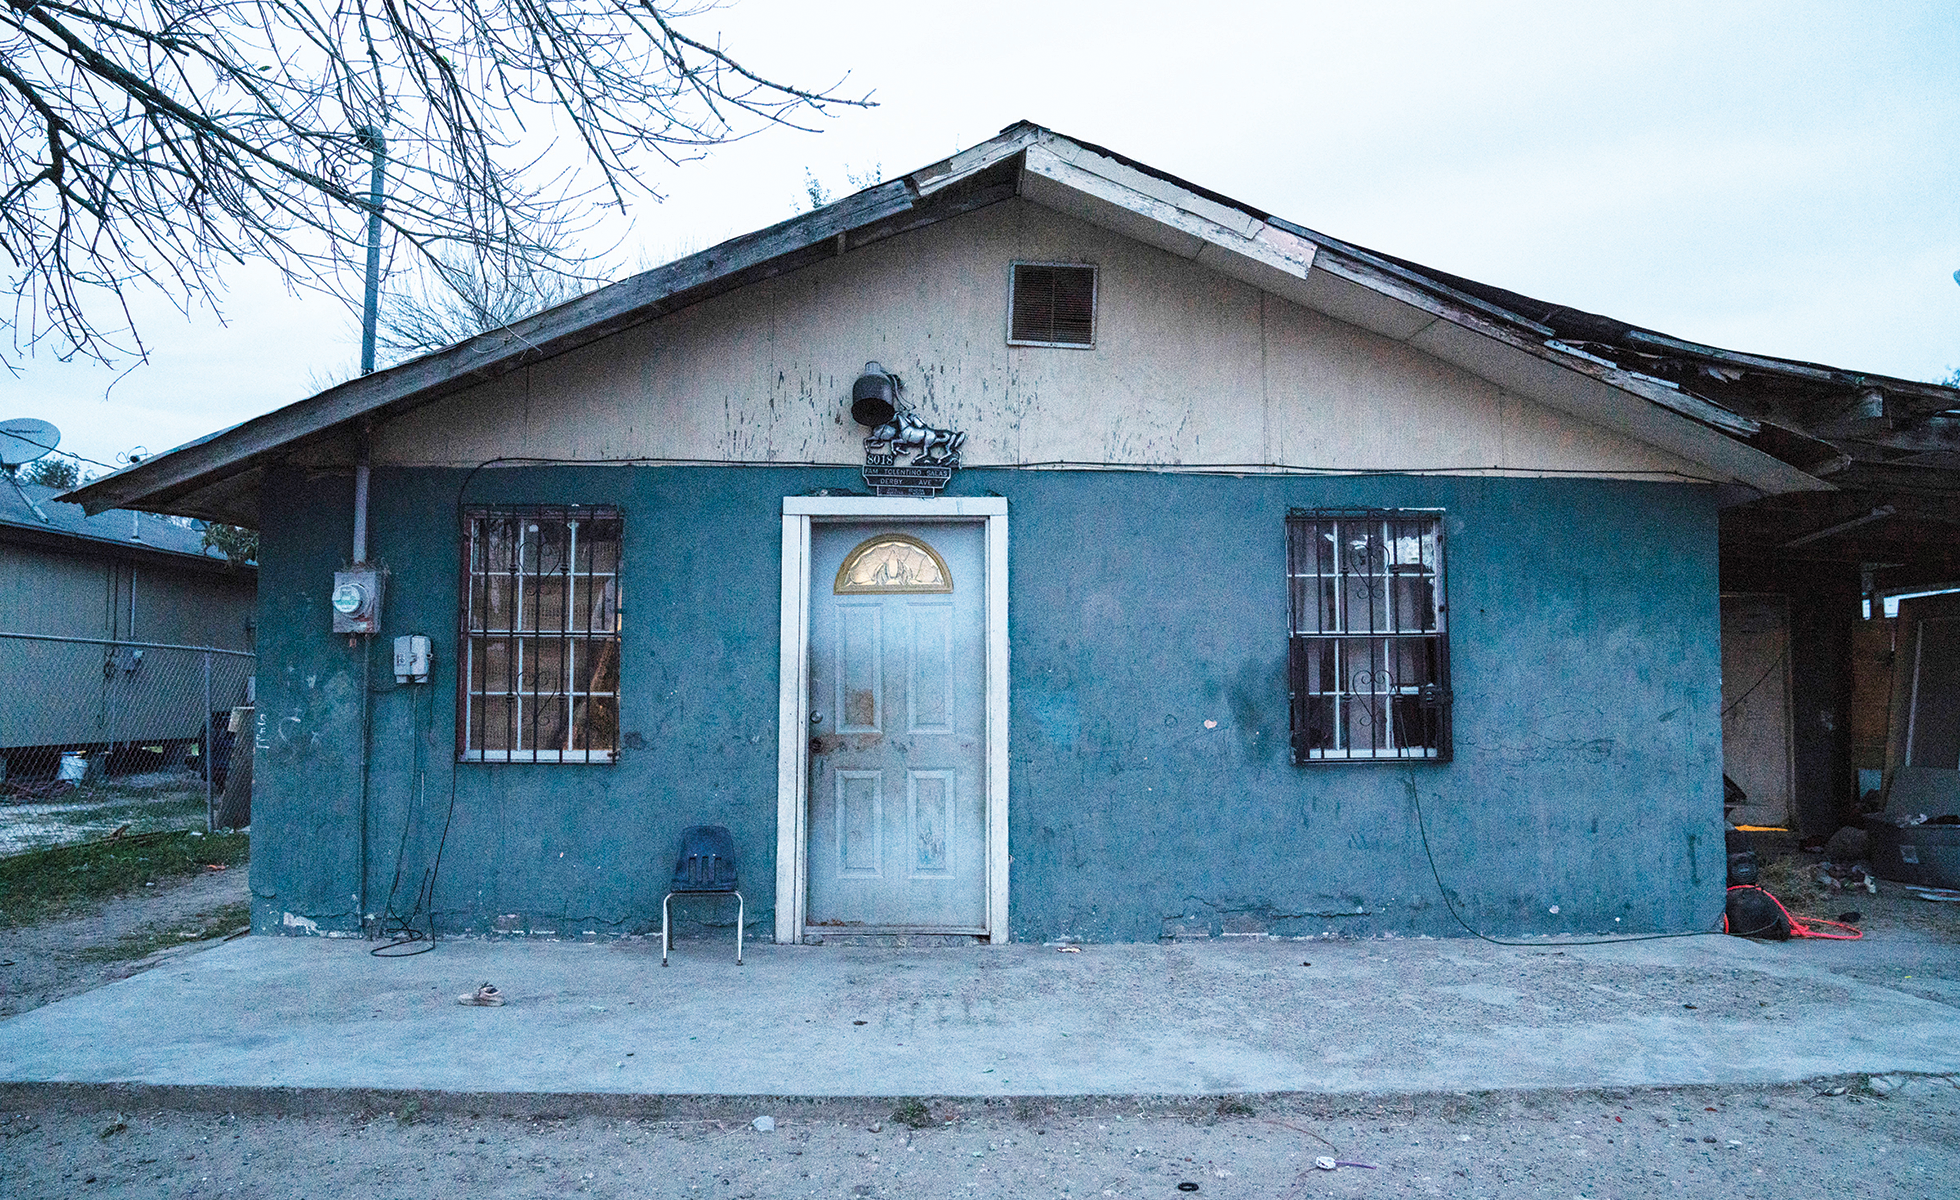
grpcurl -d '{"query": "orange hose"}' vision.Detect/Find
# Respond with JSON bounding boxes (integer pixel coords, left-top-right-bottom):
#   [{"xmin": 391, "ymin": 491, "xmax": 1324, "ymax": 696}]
[{"xmin": 1726, "ymin": 884, "xmax": 1863, "ymax": 940}]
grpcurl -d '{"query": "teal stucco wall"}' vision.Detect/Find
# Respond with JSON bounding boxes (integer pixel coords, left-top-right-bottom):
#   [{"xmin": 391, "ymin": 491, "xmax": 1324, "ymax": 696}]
[{"xmin": 248, "ymin": 464, "xmax": 1725, "ymax": 941}]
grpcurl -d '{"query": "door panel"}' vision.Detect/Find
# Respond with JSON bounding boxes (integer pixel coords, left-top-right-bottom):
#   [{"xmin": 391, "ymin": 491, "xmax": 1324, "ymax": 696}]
[
  {"xmin": 834, "ymin": 602, "xmax": 884, "ymax": 733},
  {"xmin": 1721, "ymin": 595, "xmax": 1793, "ymax": 827},
  {"xmin": 908, "ymin": 604, "xmax": 955, "ymax": 734},
  {"xmin": 835, "ymin": 770, "xmax": 883, "ymax": 876},
  {"xmin": 907, "ymin": 769, "xmax": 956, "ymax": 877},
  {"xmin": 1907, "ymin": 618, "xmax": 1960, "ymax": 769},
  {"xmin": 807, "ymin": 522, "xmax": 986, "ymax": 930}
]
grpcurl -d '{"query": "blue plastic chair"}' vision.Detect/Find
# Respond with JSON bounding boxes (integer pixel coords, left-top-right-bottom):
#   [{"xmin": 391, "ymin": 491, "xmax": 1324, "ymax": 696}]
[{"xmin": 662, "ymin": 825, "xmax": 743, "ymax": 966}]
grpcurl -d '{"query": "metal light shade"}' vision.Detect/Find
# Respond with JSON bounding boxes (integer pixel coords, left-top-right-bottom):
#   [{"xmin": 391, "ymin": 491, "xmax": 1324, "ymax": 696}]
[{"xmin": 851, "ymin": 362, "xmax": 897, "ymax": 428}]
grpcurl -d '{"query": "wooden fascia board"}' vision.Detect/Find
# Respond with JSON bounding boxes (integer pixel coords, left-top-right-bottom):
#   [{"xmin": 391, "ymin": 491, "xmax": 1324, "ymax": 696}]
[
  {"xmin": 67, "ymin": 179, "xmax": 926, "ymax": 516},
  {"xmin": 1404, "ymin": 319, "xmax": 1827, "ymax": 496},
  {"xmin": 1015, "ymin": 138, "xmax": 1754, "ymax": 440},
  {"xmin": 1017, "ymin": 143, "xmax": 1319, "ymax": 305},
  {"xmin": 1265, "ymin": 217, "xmax": 1559, "ymax": 339},
  {"xmin": 68, "ymin": 118, "xmax": 1843, "ymax": 516},
  {"xmin": 1010, "ymin": 139, "xmax": 1812, "ymax": 494},
  {"xmin": 1291, "ymin": 250, "xmax": 1829, "ymax": 495},
  {"xmin": 911, "ymin": 123, "xmax": 1051, "ymax": 197},
  {"xmin": 68, "ymin": 162, "xmax": 1041, "ymax": 521},
  {"xmin": 1312, "ymin": 251, "xmax": 1758, "ymax": 437},
  {"xmin": 1622, "ymin": 328, "xmax": 1957, "ymax": 399}
]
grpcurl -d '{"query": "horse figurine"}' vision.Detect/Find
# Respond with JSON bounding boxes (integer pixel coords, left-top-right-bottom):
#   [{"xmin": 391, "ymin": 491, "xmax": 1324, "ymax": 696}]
[{"xmin": 869, "ymin": 408, "xmax": 965, "ymax": 466}]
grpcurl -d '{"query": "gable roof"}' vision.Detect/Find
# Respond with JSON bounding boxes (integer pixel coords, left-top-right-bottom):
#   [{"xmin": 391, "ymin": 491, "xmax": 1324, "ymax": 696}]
[
  {"xmin": 72, "ymin": 120, "xmax": 1950, "ymax": 525},
  {"xmin": 2, "ymin": 477, "xmax": 249, "ymax": 574}
]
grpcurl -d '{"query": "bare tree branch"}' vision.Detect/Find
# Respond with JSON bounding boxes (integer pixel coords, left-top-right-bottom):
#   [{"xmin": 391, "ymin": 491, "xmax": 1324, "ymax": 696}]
[
  {"xmin": 0, "ymin": 0, "xmax": 873, "ymax": 366},
  {"xmin": 374, "ymin": 228, "xmax": 590, "ymax": 361}
]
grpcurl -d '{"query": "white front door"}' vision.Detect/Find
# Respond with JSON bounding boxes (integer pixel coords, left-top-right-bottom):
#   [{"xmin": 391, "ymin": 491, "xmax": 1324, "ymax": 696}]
[{"xmin": 805, "ymin": 521, "xmax": 987, "ymax": 931}]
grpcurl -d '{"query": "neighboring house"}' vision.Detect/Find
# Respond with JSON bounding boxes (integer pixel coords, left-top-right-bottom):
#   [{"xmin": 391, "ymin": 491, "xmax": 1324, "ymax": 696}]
[
  {"xmin": 0, "ymin": 479, "xmax": 257, "ymax": 776},
  {"xmin": 68, "ymin": 123, "xmax": 1960, "ymax": 943}
]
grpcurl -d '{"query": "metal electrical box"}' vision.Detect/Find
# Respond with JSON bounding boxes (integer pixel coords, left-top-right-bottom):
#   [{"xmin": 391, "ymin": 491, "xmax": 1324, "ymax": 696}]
[
  {"xmin": 393, "ymin": 634, "xmax": 431, "ymax": 684},
  {"xmin": 331, "ymin": 567, "xmax": 383, "ymax": 634}
]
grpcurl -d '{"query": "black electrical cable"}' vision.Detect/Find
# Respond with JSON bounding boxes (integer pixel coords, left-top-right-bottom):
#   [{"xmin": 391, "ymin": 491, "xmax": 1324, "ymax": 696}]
[
  {"xmin": 1721, "ymin": 650, "xmax": 1788, "ymax": 719},
  {"xmin": 356, "ymin": 632, "xmax": 372, "ymax": 931},
  {"xmin": 452, "ymin": 454, "xmax": 1738, "ymax": 496},
  {"xmin": 4, "ymin": 431, "xmax": 124, "ymax": 475},
  {"xmin": 372, "ymin": 683, "xmax": 436, "ymax": 956},
  {"xmin": 416, "ymin": 738, "xmax": 464, "ymax": 935},
  {"xmin": 1404, "ymin": 774, "xmax": 1765, "ymax": 945}
]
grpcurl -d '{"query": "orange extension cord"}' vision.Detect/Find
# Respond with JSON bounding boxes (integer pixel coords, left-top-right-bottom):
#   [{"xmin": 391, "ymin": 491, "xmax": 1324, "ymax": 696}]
[{"xmin": 1724, "ymin": 884, "xmax": 1864, "ymax": 940}]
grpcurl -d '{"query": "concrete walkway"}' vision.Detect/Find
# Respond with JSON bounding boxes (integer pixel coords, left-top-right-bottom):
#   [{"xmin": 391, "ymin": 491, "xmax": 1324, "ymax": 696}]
[{"xmin": 2, "ymin": 931, "xmax": 1956, "ymax": 1101}]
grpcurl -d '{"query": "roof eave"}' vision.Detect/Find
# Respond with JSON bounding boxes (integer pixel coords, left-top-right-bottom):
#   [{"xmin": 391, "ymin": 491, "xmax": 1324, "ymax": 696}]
[
  {"xmin": 62, "ymin": 156, "xmax": 1014, "ymax": 518},
  {"xmin": 0, "ymin": 519, "xmax": 253, "ymax": 575}
]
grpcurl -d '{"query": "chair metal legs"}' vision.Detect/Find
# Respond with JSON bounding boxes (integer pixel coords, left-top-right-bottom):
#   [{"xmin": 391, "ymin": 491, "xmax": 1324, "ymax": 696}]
[{"xmin": 662, "ymin": 890, "xmax": 743, "ymax": 966}]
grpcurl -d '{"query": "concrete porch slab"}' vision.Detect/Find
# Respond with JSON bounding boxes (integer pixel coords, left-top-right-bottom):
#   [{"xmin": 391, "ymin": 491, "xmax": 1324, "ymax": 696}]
[{"xmin": 2, "ymin": 932, "xmax": 1956, "ymax": 1101}]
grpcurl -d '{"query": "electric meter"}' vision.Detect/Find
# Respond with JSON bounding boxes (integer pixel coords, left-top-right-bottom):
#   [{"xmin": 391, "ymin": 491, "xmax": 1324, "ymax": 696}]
[
  {"xmin": 331, "ymin": 567, "xmax": 383, "ymax": 633},
  {"xmin": 331, "ymin": 582, "xmax": 366, "ymax": 614}
]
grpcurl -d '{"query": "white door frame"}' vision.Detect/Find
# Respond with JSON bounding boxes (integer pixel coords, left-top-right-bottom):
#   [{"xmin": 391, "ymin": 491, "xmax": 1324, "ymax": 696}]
[{"xmin": 776, "ymin": 495, "xmax": 1009, "ymax": 944}]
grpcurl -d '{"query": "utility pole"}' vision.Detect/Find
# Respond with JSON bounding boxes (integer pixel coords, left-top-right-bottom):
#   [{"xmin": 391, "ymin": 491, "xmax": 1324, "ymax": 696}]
[
  {"xmin": 351, "ymin": 124, "xmax": 386, "ymax": 930},
  {"xmin": 357, "ymin": 126, "xmax": 388, "ymax": 376}
]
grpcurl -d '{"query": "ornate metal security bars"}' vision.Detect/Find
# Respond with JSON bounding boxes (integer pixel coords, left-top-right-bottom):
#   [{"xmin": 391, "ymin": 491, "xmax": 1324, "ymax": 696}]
[
  {"xmin": 460, "ymin": 506, "xmax": 622, "ymax": 762},
  {"xmin": 1287, "ymin": 509, "xmax": 1451, "ymax": 762}
]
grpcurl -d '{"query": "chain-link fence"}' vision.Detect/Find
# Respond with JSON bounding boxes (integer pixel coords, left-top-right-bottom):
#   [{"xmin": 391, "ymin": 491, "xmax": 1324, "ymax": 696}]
[{"xmin": 0, "ymin": 632, "xmax": 255, "ymax": 842}]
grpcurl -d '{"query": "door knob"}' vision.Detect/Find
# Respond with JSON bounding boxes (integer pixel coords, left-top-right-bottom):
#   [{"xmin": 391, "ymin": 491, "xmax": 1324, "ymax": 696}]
[{"xmin": 810, "ymin": 711, "xmax": 823, "ymax": 724}]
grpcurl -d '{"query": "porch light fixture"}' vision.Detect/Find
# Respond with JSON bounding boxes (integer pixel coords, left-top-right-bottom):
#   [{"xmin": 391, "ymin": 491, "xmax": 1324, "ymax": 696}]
[{"xmin": 850, "ymin": 362, "xmax": 898, "ymax": 428}]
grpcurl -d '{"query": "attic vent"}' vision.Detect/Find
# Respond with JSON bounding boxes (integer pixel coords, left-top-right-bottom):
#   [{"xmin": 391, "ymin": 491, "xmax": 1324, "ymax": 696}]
[{"xmin": 1009, "ymin": 263, "xmax": 1097, "ymax": 347}]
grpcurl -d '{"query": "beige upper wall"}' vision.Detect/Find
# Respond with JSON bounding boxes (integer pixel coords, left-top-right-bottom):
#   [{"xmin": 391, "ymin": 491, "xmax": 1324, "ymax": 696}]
[{"xmin": 372, "ymin": 199, "xmax": 1705, "ymax": 480}]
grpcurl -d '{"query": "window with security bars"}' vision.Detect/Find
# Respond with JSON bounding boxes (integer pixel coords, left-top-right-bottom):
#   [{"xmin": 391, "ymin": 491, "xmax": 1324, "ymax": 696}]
[
  {"xmin": 1287, "ymin": 509, "xmax": 1451, "ymax": 762},
  {"xmin": 460, "ymin": 506, "xmax": 622, "ymax": 762},
  {"xmin": 1009, "ymin": 262, "xmax": 1097, "ymax": 346}
]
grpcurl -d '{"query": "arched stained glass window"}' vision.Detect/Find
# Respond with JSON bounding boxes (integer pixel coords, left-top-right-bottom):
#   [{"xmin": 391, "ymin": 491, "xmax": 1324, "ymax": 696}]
[{"xmin": 834, "ymin": 533, "xmax": 953, "ymax": 594}]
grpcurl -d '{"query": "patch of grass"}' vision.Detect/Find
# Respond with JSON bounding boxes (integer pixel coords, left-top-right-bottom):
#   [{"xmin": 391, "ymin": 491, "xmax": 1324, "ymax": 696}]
[
  {"xmin": 1757, "ymin": 855, "xmax": 1829, "ymax": 909},
  {"xmin": 73, "ymin": 900, "xmax": 253, "ymax": 964},
  {"xmin": 890, "ymin": 1098, "xmax": 934, "ymax": 1129},
  {"xmin": 0, "ymin": 830, "xmax": 249, "ymax": 928},
  {"xmin": 1215, "ymin": 1097, "xmax": 1256, "ymax": 1118},
  {"xmin": 41, "ymin": 796, "xmax": 206, "ymax": 828}
]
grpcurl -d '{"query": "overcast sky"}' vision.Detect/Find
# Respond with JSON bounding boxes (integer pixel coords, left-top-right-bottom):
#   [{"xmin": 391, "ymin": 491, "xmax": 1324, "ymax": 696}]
[{"xmin": 10, "ymin": 0, "xmax": 1959, "ymax": 474}]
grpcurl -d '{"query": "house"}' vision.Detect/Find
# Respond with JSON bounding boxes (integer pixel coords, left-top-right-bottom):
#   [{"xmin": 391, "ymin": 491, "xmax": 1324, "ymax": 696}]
[
  {"xmin": 67, "ymin": 123, "xmax": 1960, "ymax": 943},
  {"xmin": 1, "ymin": 476, "xmax": 256, "ymax": 780}
]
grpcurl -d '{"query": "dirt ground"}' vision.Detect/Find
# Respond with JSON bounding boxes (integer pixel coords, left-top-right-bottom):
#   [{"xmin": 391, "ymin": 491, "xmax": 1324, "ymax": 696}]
[
  {"xmin": 1, "ymin": 768, "xmax": 249, "ymax": 1018},
  {"xmin": 0, "ymin": 867, "xmax": 250, "ymax": 1020},
  {"xmin": 1, "ymin": 1078, "xmax": 1956, "ymax": 1199}
]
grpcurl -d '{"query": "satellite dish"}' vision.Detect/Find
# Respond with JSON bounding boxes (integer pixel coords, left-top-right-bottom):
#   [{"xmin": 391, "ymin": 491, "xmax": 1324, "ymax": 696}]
[{"xmin": 0, "ymin": 418, "xmax": 60, "ymax": 469}]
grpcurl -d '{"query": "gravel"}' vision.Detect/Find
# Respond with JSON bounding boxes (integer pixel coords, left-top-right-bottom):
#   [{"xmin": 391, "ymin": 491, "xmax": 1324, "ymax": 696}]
[{"xmin": 2, "ymin": 1080, "xmax": 1956, "ymax": 1199}]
